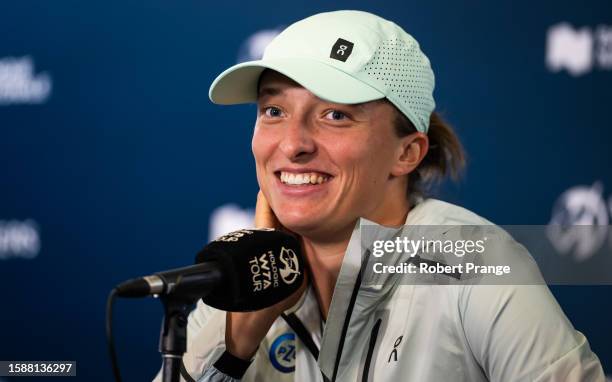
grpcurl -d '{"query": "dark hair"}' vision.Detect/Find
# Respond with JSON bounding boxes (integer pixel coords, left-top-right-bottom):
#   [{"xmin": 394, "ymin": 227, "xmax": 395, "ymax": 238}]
[{"xmin": 388, "ymin": 101, "xmax": 466, "ymax": 200}]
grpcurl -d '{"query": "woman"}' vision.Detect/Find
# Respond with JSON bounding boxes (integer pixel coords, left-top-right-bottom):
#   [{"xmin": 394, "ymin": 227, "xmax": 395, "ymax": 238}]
[{"xmin": 155, "ymin": 10, "xmax": 604, "ymax": 382}]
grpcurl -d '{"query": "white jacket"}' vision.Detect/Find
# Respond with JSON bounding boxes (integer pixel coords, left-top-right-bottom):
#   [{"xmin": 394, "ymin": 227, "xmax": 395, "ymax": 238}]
[{"xmin": 153, "ymin": 199, "xmax": 604, "ymax": 382}]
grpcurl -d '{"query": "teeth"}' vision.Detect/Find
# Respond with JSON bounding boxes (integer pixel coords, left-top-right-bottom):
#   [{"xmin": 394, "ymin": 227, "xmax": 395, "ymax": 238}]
[{"xmin": 279, "ymin": 171, "xmax": 330, "ymax": 185}]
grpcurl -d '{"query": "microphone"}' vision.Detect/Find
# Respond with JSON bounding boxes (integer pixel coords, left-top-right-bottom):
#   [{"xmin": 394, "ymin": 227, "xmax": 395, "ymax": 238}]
[
  {"xmin": 114, "ymin": 261, "xmax": 223, "ymax": 300},
  {"xmin": 197, "ymin": 228, "xmax": 304, "ymax": 311},
  {"xmin": 114, "ymin": 228, "xmax": 305, "ymax": 311}
]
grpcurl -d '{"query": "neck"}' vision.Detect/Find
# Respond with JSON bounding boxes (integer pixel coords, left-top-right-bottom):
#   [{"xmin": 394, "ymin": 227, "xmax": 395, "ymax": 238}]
[
  {"xmin": 301, "ymin": 234, "xmax": 351, "ymax": 320},
  {"xmin": 301, "ymin": 201, "xmax": 411, "ymax": 320}
]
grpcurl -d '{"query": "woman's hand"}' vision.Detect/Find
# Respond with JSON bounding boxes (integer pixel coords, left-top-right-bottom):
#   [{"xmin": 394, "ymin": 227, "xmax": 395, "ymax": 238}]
[
  {"xmin": 224, "ymin": 191, "xmax": 307, "ymax": 360},
  {"xmin": 254, "ymin": 190, "xmax": 282, "ymax": 229}
]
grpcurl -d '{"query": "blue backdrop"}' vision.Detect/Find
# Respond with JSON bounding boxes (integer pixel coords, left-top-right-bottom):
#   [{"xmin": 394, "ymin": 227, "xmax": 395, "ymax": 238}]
[{"xmin": 1, "ymin": 1, "xmax": 611, "ymax": 380}]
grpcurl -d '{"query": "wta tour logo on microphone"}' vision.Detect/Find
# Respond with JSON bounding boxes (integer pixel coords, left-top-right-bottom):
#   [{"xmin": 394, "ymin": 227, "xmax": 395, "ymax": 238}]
[
  {"xmin": 279, "ymin": 247, "xmax": 300, "ymax": 285},
  {"xmin": 250, "ymin": 247, "xmax": 300, "ymax": 292},
  {"xmin": 210, "ymin": 228, "xmax": 302, "ymax": 293}
]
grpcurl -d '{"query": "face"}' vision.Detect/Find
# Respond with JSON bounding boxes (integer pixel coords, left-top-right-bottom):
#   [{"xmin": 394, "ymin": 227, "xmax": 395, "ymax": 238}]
[{"xmin": 252, "ymin": 70, "xmax": 423, "ymax": 240}]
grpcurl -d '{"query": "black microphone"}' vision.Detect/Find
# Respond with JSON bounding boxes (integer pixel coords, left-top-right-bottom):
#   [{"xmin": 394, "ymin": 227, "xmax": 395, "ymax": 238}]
[
  {"xmin": 114, "ymin": 228, "xmax": 305, "ymax": 311},
  {"xmin": 114, "ymin": 261, "xmax": 223, "ymax": 301},
  {"xmin": 197, "ymin": 228, "xmax": 304, "ymax": 311}
]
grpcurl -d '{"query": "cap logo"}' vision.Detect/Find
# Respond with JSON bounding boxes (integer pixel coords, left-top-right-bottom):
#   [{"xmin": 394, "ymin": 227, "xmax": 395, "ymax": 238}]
[{"xmin": 330, "ymin": 38, "xmax": 354, "ymax": 62}]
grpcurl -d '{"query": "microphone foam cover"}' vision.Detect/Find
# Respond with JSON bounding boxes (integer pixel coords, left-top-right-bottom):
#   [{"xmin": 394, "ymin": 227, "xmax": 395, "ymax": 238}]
[{"xmin": 196, "ymin": 229, "xmax": 304, "ymax": 311}]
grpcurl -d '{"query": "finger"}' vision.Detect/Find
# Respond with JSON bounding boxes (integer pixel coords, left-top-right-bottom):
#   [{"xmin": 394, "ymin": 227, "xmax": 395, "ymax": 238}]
[{"xmin": 254, "ymin": 190, "xmax": 279, "ymax": 229}]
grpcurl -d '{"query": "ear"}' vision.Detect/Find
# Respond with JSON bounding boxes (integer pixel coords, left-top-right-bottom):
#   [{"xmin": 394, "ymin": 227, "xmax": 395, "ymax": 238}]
[{"xmin": 390, "ymin": 132, "xmax": 429, "ymax": 177}]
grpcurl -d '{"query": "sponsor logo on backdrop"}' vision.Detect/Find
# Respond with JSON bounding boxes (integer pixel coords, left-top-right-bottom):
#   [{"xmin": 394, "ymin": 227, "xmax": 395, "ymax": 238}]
[
  {"xmin": 237, "ymin": 28, "xmax": 283, "ymax": 63},
  {"xmin": 0, "ymin": 56, "xmax": 51, "ymax": 105},
  {"xmin": 0, "ymin": 219, "xmax": 40, "ymax": 260},
  {"xmin": 547, "ymin": 182, "xmax": 612, "ymax": 261},
  {"xmin": 208, "ymin": 204, "xmax": 255, "ymax": 241},
  {"xmin": 546, "ymin": 23, "xmax": 612, "ymax": 76}
]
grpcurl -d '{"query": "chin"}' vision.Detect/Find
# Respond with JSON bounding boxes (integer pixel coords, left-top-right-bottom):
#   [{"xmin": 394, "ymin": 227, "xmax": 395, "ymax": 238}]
[{"xmin": 276, "ymin": 209, "xmax": 325, "ymax": 234}]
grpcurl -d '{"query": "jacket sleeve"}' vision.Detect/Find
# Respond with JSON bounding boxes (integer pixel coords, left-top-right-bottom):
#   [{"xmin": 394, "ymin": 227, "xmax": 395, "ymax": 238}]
[{"xmin": 458, "ymin": 237, "xmax": 605, "ymax": 382}]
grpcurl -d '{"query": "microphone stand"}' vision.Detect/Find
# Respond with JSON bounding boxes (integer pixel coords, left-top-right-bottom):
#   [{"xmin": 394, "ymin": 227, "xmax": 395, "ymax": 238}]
[
  {"xmin": 155, "ymin": 264, "xmax": 223, "ymax": 382},
  {"xmin": 110, "ymin": 262, "xmax": 223, "ymax": 381},
  {"xmin": 159, "ymin": 295, "xmax": 192, "ymax": 382}
]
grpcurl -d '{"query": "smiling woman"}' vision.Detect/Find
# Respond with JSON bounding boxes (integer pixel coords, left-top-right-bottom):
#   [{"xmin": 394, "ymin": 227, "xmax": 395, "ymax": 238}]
[
  {"xmin": 153, "ymin": 9, "xmax": 604, "ymax": 382},
  {"xmin": 252, "ymin": 69, "xmax": 423, "ymax": 241}
]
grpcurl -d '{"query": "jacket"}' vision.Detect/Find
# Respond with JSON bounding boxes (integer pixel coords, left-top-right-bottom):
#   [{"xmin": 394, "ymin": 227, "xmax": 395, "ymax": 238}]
[{"xmin": 153, "ymin": 198, "xmax": 605, "ymax": 382}]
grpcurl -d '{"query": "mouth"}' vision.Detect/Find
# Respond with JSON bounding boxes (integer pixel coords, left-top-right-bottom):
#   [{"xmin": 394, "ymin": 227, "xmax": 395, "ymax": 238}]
[{"xmin": 275, "ymin": 170, "xmax": 333, "ymax": 186}]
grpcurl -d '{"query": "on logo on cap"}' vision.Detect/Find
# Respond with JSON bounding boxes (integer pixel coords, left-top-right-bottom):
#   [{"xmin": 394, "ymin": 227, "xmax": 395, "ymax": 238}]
[{"xmin": 330, "ymin": 38, "xmax": 354, "ymax": 62}]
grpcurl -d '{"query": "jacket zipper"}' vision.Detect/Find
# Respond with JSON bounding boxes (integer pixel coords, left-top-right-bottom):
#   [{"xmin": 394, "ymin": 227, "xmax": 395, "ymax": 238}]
[
  {"xmin": 361, "ymin": 318, "xmax": 382, "ymax": 382},
  {"xmin": 331, "ymin": 249, "xmax": 372, "ymax": 382}
]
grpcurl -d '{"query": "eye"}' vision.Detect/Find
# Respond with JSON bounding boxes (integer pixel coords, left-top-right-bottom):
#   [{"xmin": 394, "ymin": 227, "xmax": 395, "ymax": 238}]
[
  {"xmin": 324, "ymin": 110, "xmax": 348, "ymax": 121},
  {"xmin": 263, "ymin": 106, "xmax": 283, "ymax": 118}
]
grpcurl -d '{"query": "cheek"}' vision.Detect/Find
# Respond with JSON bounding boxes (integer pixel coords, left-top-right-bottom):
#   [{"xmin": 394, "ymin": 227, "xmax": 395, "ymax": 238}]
[
  {"xmin": 252, "ymin": 127, "xmax": 274, "ymax": 167},
  {"xmin": 252, "ymin": 128, "xmax": 271, "ymax": 187},
  {"xmin": 331, "ymin": 135, "xmax": 392, "ymax": 177},
  {"xmin": 252, "ymin": 127, "xmax": 285, "ymax": 199}
]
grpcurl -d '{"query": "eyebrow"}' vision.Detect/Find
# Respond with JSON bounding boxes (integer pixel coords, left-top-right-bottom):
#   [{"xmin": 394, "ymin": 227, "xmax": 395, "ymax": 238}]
[
  {"xmin": 257, "ymin": 86, "xmax": 284, "ymax": 99},
  {"xmin": 256, "ymin": 85, "xmax": 369, "ymax": 114}
]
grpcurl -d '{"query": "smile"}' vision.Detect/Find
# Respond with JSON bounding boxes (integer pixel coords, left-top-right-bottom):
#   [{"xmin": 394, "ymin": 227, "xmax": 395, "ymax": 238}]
[{"xmin": 278, "ymin": 171, "xmax": 331, "ymax": 185}]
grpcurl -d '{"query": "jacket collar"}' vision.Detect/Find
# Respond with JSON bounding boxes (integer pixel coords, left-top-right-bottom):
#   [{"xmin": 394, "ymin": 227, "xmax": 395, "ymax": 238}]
[{"xmin": 317, "ymin": 198, "xmax": 447, "ymax": 380}]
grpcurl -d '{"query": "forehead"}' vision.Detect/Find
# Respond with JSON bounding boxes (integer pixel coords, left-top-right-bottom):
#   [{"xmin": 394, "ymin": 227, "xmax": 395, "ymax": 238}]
[
  {"xmin": 257, "ymin": 70, "xmax": 309, "ymax": 99},
  {"xmin": 256, "ymin": 70, "xmax": 391, "ymax": 115}
]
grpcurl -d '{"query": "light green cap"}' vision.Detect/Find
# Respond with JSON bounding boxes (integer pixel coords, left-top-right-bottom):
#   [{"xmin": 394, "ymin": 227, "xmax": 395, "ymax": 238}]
[{"xmin": 209, "ymin": 10, "xmax": 435, "ymax": 133}]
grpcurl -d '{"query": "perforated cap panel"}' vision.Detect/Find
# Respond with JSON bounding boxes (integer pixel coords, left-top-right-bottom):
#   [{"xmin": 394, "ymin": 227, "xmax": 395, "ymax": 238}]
[{"xmin": 363, "ymin": 38, "xmax": 435, "ymax": 132}]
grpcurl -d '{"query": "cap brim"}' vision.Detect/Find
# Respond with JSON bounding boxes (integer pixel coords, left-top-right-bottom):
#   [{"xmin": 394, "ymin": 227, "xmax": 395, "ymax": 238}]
[{"xmin": 208, "ymin": 57, "xmax": 385, "ymax": 105}]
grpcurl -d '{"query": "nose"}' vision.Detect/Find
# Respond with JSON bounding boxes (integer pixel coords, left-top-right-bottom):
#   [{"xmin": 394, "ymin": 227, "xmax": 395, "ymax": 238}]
[{"xmin": 278, "ymin": 117, "xmax": 316, "ymax": 161}]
